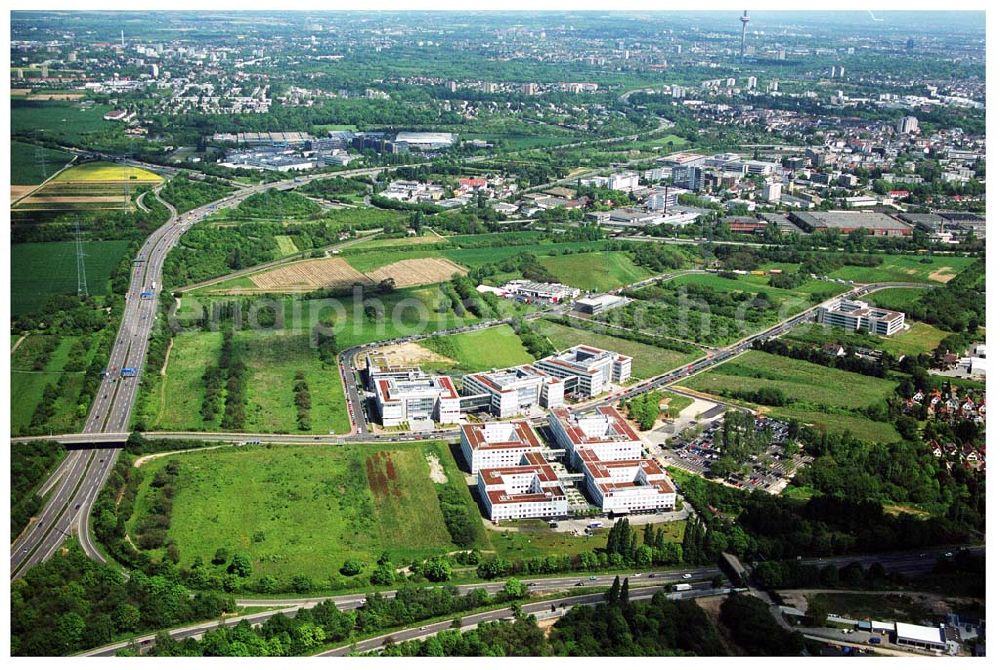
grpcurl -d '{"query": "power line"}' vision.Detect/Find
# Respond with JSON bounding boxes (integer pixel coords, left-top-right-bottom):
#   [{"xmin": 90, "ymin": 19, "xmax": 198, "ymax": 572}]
[{"xmin": 75, "ymin": 221, "xmax": 89, "ymax": 297}]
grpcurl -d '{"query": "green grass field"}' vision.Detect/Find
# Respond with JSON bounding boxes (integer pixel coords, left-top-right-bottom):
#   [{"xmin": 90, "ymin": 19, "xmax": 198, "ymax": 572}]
[
  {"xmin": 237, "ymin": 331, "xmax": 351, "ymax": 434},
  {"xmin": 10, "ymin": 141, "xmax": 75, "ymax": 185},
  {"xmin": 11, "ymin": 99, "xmax": 116, "ymax": 145},
  {"xmin": 10, "ymin": 333, "xmax": 103, "ymax": 435},
  {"xmin": 538, "ymin": 320, "xmax": 699, "ymax": 380},
  {"xmin": 174, "ymin": 287, "xmax": 486, "ymax": 351},
  {"xmin": 782, "ymin": 321, "xmax": 949, "ymax": 358},
  {"xmin": 421, "ymin": 325, "xmax": 534, "ymax": 374},
  {"xmin": 539, "ymin": 251, "xmax": 652, "ymax": 292},
  {"xmin": 139, "ymin": 330, "xmax": 223, "ymax": 431},
  {"xmin": 128, "ymin": 441, "xmax": 486, "ymax": 581},
  {"xmin": 274, "ymin": 235, "xmax": 300, "ymax": 256},
  {"xmin": 141, "ymin": 331, "xmax": 351, "ymax": 434},
  {"xmin": 685, "ymin": 350, "xmax": 897, "ymax": 410},
  {"xmin": 682, "ymin": 350, "xmax": 900, "ymax": 442},
  {"xmin": 11, "ymin": 240, "xmax": 131, "ymax": 316},
  {"xmin": 670, "ymin": 272, "xmax": 843, "ymax": 310},
  {"xmin": 865, "ymin": 287, "xmax": 929, "ymax": 312},
  {"xmin": 829, "ymin": 255, "xmax": 975, "ymax": 284}
]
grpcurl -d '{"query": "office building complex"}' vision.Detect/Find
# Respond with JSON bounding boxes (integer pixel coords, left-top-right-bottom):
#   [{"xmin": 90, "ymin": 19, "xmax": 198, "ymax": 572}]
[
  {"xmin": 477, "ymin": 452, "xmax": 569, "ymax": 522},
  {"xmin": 461, "ymin": 420, "xmax": 545, "ymax": 473},
  {"xmin": 817, "ymin": 299, "xmax": 906, "ymax": 336},
  {"xmin": 578, "ymin": 448, "xmax": 676, "ymax": 514},
  {"xmin": 461, "ymin": 366, "xmax": 565, "ymax": 418},
  {"xmin": 534, "ymin": 346, "xmax": 632, "ymax": 398},
  {"xmin": 370, "ymin": 367, "xmax": 461, "ymax": 426},
  {"xmin": 548, "ymin": 406, "xmax": 644, "ymax": 467}
]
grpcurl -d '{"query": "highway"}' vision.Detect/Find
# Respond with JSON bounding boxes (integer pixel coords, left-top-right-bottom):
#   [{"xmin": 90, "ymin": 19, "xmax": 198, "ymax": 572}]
[
  {"xmin": 76, "ymin": 543, "xmax": 978, "ymax": 656},
  {"xmin": 78, "ymin": 569, "xmax": 721, "ymax": 656},
  {"xmin": 10, "ymin": 163, "xmax": 418, "ymax": 579}
]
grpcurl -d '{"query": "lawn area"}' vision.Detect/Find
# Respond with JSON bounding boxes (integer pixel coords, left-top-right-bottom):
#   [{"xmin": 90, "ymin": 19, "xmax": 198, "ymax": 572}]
[
  {"xmin": 781, "ymin": 321, "xmax": 949, "ymax": 358},
  {"xmin": 10, "ymin": 141, "xmax": 75, "ymax": 185},
  {"xmin": 347, "ymin": 231, "xmax": 447, "ymax": 251},
  {"xmin": 421, "ymin": 325, "xmax": 534, "ymax": 374},
  {"xmin": 829, "ymin": 255, "xmax": 975, "ymax": 284},
  {"xmin": 865, "ymin": 286, "xmax": 929, "ymax": 312},
  {"xmin": 491, "ymin": 521, "xmax": 684, "ymax": 562},
  {"xmin": 11, "ymin": 99, "xmax": 116, "ymax": 145},
  {"xmin": 274, "ymin": 235, "xmax": 299, "ymax": 256},
  {"xmin": 51, "ymin": 161, "xmax": 163, "ymax": 183},
  {"xmin": 128, "ymin": 441, "xmax": 486, "ymax": 581},
  {"xmin": 537, "ymin": 319, "xmax": 699, "ymax": 380},
  {"xmin": 11, "ymin": 240, "xmax": 132, "ymax": 316},
  {"xmin": 539, "ymin": 251, "xmax": 652, "ymax": 292},
  {"xmin": 684, "ymin": 350, "xmax": 898, "ymax": 411}
]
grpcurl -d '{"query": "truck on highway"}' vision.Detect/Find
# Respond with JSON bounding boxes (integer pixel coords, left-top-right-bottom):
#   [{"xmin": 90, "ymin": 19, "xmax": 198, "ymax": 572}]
[
  {"xmin": 140, "ymin": 291, "xmax": 154, "ymax": 299},
  {"xmin": 121, "ymin": 367, "xmax": 138, "ymax": 377},
  {"xmin": 672, "ymin": 583, "xmax": 692, "ymax": 592}
]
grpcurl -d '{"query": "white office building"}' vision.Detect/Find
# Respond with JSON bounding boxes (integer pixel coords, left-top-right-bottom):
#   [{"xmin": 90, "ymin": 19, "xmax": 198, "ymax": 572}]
[
  {"xmin": 548, "ymin": 406, "xmax": 644, "ymax": 467},
  {"xmin": 578, "ymin": 448, "xmax": 676, "ymax": 514},
  {"xmin": 460, "ymin": 420, "xmax": 545, "ymax": 473},
  {"xmin": 372, "ymin": 371, "xmax": 461, "ymax": 427},
  {"xmin": 478, "ymin": 452, "xmax": 569, "ymax": 522},
  {"xmin": 461, "ymin": 366, "xmax": 565, "ymax": 418},
  {"xmin": 534, "ymin": 345, "xmax": 632, "ymax": 398},
  {"xmin": 817, "ymin": 298, "xmax": 906, "ymax": 336}
]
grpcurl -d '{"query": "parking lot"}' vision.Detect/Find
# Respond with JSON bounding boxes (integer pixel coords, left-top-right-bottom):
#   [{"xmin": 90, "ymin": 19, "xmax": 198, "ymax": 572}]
[{"xmin": 659, "ymin": 416, "xmax": 812, "ymax": 494}]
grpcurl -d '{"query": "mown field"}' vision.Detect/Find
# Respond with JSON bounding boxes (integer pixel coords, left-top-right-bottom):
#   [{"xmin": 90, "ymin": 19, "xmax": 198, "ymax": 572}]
[
  {"xmin": 11, "ymin": 99, "xmax": 116, "ymax": 145},
  {"xmin": 538, "ymin": 319, "xmax": 700, "ymax": 380},
  {"xmin": 539, "ymin": 251, "xmax": 652, "ymax": 292},
  {"xmin": 11, "ymin": 240, "xmax": 131, "ymax": 316},
  {"xmin": 781, "ymin": 321, "xmax": 950, "ymax": 358},
  {"xmin": 128, "ymin": 441, "xmax": 488, "ymax": 581},
  {"xmin": 827, "ymin": 254, "xmax": 976, "ymax": 284},
  {"xmin": 139, "ymin": 330, "xmax": 351, "ymax": 434},
  {"xmin": 421, "ymin": 324, "xmax": 534, "ymax": 374},
  {"xmin": 865, "ymin": 286, "xmax": 929, "ymax": 312},
  {"xmin": 10, "ymin": 141, "xmax": 74, "ymax": 185},
  {"xmin": 682, "ymin": 350, "xmax": 900, "ymax": 442}
]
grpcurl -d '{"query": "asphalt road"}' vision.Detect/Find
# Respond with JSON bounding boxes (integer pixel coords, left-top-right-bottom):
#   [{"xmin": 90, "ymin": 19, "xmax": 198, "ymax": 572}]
[{"xmin": 79, "ymin": 570, "xmax": 720, "ymax": 657}]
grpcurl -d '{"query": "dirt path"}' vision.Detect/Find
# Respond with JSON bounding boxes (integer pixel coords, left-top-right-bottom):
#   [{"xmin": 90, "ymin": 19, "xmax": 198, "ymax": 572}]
[
  {"xmin": 133, "ymin": 444, "xmax": 225, "ymax": 468},
  {"xmin": 160, "ymin": 337, "xmax": 174, "ymax": 375},
  {"xmin": 11, "ymin": 334, "xmax": 27, "ymax": 354}
]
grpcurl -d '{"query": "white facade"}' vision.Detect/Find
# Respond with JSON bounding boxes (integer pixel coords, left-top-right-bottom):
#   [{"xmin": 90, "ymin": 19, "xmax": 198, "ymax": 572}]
[
  {"xmin": 372, "ymin": 372, "xmax": 461, "ymax": 427},
  {"xmin": 461, "ymin": 421, "xmax": 544, "ymax": 473},
  {"xmin": 462, "ymin": 366, "xmax": 565, "ymax": 418},
  {"xmin": 548, "ymin": 406, "xmax": 643, "ymax": 467},
  {"xmin": 817, "ymin": 299, "xmax": 906, "ymax": 336},
  {"xmin": 477, "ymin": 453, "xmax": 569, "ymax": 522},
  {"xmin": 579, "ymin": 449, "xmax": 677, "ymax": 514},
  {"xmin": 534, "ymin": 345, "xmax": 632, "ymax": 398}
]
